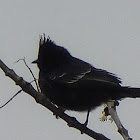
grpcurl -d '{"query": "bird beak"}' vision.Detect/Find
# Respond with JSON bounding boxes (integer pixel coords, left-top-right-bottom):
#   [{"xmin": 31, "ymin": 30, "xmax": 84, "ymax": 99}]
[{"xmin": 32, "ymin": 59, "xmax": 38, "ymax": 64}]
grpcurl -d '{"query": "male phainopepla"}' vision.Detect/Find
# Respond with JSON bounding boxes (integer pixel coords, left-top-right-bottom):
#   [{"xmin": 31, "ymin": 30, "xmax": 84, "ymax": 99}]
[{"xmin": 32, "ymin": 35, "xmax": 140, "ymax": 125}]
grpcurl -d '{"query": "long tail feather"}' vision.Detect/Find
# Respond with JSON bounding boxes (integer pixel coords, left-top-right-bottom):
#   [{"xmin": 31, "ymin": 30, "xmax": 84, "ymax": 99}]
[{"xmin": 121, "ymin": 87, "xmax": 140, "ymax": 99}]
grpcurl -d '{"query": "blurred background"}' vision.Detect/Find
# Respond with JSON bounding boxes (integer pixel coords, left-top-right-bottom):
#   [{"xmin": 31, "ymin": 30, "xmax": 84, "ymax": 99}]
[{"xmin": 0, "ymin": 1, "xmax": 140, "ymax": 140}]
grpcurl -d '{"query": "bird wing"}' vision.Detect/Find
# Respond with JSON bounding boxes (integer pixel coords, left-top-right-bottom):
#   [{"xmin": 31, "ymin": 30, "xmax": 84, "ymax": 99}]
[
  {"xmin": 56, "ymin": 67, "xmax": 91, "ymax": 84},
  {"xmin": 48, "ymin": 57, "xmax": 121, "ymax": 86}
]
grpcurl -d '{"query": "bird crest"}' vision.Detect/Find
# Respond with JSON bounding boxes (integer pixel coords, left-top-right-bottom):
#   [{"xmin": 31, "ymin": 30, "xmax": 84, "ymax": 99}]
[{"xmin": 39, "ymin": 34, "xmax": 56, "ymax": 48}]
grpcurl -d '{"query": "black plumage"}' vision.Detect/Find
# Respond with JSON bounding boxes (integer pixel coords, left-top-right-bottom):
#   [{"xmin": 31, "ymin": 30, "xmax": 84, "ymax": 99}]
[{"xmin": 32, "ymin": 35, "xmax": 140, "ymax": 118}]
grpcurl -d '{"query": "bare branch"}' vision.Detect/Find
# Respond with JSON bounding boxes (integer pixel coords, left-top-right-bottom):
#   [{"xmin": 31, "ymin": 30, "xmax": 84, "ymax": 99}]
[
  {"xmin": 107, "ymin": 102, "xmax": 132, "ymax": 140},
  {"xmin": 0, "ymin": 90, "xmax": 22, "ymax": 109},
  {"xmin": 0, "ymin": 59, "xmax": 110, "ymax": 140}
]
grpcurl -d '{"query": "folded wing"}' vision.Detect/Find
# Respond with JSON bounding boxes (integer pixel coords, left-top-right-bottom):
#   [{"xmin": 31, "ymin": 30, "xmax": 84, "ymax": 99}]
[{"xmin": 48, "ymin": 57, "xmax": 122, "ymax": 87}]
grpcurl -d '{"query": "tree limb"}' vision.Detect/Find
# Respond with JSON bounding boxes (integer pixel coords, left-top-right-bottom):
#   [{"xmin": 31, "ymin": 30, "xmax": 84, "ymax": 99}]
[
  {"xmin": 107, "ymin": 102, "xmax": 132, "ymax": 140},
  {"xmin": 0, "ymin": 59, "xmax": 110, "ymax": 140}
]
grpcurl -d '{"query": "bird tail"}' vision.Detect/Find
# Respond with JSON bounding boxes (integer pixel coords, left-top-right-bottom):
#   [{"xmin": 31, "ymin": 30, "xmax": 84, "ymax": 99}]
[{"xmin": 121, "ymin": 87, "xmax": 140, "ymax": 99}]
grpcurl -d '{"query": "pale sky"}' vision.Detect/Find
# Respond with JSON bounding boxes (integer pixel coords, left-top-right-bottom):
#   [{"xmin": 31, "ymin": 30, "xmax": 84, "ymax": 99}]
[{"xmin": 0, "ymin": 1, "xmax": 140, "ymax": 140}]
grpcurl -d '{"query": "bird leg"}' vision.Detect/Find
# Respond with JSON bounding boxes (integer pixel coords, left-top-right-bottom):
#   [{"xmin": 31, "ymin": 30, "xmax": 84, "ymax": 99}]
[
  {"xmin": 81, "ymin": 109, "xmax": 91, "ymax": 134},
  {"xmin": 84, "ymin": 109, "xmax": 90, "ymax": 126}
]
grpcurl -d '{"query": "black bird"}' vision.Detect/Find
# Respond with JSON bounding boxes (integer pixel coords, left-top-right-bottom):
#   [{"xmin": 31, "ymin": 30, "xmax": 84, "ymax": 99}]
[{"xmin": 32, "ymin": 35, "xmax": 140, "ymax": 125}]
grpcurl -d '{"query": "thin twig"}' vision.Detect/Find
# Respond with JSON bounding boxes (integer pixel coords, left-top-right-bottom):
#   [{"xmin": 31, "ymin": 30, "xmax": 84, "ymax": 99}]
[
  {"xmin": 0, "ymin": 89, "xmax": 22, "ymax": 109},
  {"xmin": 15, "ymin": 58, "xmax": 40, "ymax": 92}
]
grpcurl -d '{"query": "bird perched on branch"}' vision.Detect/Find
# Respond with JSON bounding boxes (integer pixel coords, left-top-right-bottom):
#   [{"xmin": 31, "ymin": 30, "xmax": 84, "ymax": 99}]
[{"xmin": 32, "ymin": 35, "xmax": 140, "ymax": 125}]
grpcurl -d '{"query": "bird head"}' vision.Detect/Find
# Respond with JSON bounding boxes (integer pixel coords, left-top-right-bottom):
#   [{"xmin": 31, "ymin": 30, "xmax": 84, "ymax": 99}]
[{"xmin": 32, "ymin": 35, "xmax": 71, "ymax": 70}]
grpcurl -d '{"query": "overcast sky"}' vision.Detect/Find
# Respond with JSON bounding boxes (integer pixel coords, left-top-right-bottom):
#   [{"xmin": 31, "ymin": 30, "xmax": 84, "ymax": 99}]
[{"xmin": 0, "ymin": 1, "xmax": 140, "ymax": 140}]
